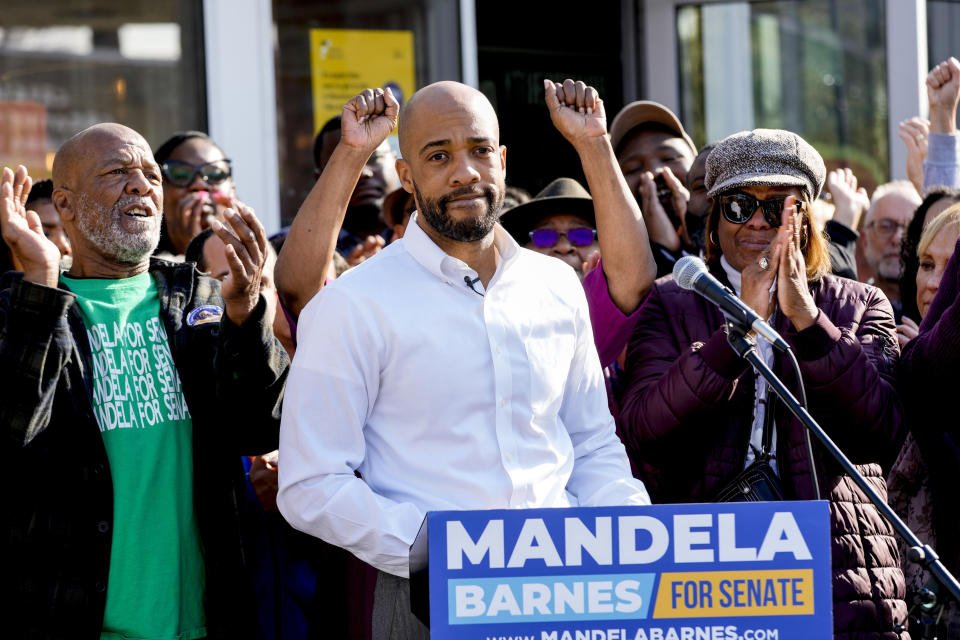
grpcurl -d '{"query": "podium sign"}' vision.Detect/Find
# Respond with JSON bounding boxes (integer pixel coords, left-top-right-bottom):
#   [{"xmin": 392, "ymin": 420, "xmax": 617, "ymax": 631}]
[{"xmin": 410, "ymin": 501, "xmax": 831, "ymax": 640}]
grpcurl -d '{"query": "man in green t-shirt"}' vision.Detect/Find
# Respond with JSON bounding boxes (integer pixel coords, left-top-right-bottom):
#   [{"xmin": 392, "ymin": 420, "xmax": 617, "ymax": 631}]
[{"xmin": 0, "ymin": 124, "xmax": 289, "ymax": 639}]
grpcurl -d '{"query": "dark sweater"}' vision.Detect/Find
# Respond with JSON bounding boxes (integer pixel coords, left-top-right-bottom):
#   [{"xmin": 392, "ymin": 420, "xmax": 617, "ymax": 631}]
[{"xmin": 898, "ymin": 237, "xmax": 960, "ymax": 577}]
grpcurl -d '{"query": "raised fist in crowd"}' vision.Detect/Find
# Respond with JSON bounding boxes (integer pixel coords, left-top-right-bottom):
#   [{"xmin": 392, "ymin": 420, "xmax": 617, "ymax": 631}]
[
  {"xmin": 544, "ymin": 78, "xmax": 607, "ymax": 144},
  {"xmin": 824, "ymin": 167, "xmax": 869, "ymax": 230},
  {"xmin": 928, "ymin": 56, "xmax": 960, "ymax": 134},
  {"xmin": 340, "ymin": 87, "xmax": 400, "ymax": 155}
]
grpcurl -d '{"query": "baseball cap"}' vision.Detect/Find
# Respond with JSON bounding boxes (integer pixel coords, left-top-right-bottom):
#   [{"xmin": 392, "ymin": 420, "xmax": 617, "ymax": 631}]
[{"xmin": 609, "ymin": 101, "xmax": 697, "ymax": 155}]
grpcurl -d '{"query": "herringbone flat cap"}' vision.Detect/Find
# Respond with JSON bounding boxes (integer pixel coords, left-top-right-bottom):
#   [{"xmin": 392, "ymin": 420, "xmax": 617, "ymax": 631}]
[{"xmin": 705, "ymin": 128, "xmax": 826, "ymax": 200}]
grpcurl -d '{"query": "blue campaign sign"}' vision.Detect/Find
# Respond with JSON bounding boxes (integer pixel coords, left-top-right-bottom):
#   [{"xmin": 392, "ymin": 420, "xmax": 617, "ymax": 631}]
[{"xmin": 410, "ymin": 501, "xmax": 832, "ymax": 640}]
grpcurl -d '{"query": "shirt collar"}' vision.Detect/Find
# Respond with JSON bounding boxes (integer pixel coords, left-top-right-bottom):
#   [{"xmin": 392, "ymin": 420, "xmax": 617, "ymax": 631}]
[
  {"xmin": 720, "ymin": 254, "xmax": 777, "ymax": 314},
  {"xmin": 720, "ymin": 255, "xmax": 742, "ymax": 297},
  {"xmin": 402, "ymin": 211, "xmax": 520, "ymax": 284}
]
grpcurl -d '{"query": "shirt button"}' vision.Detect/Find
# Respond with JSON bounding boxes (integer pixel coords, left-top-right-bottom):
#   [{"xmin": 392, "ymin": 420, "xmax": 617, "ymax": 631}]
[
  {"xmin": 97, "ymin": 520, "xmax": 110, "ymax": 533},
  {"xmin": 496, "ymin": 345, "xmax": 503, "ymax": 354},
  {"xmin": 94, "ymin": 581, "xmax": 106, "ymax": 593},
  {"xmin": 505, "ymin": 454, "xmax": 514, "ymax": 463},
  {"xmin": 500, "ymin": 399, "xmax": 507, "ymax": 408}
]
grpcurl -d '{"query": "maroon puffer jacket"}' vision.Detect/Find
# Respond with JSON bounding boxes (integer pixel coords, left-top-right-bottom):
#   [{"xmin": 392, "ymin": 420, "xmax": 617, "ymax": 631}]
[{"xmin": 619, "ymin": 271, "xmax": 909, "ymax": 640}]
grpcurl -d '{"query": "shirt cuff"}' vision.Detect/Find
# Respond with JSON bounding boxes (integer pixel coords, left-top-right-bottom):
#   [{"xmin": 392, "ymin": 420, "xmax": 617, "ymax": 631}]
[
  {"xmin": 926, "ymin": 132, "xmax": 960, "ymax": 165},
  {"xmin": 219, "ymin": 294, "xmax": 270, "ymax": 358},
  {"xmin": 785, "ymin": 309, "xmax": 842, "ymax": 361},
  {"xmin": 698, "ymin": 326, "xmax": 750, "ymax": 380},
  {"xmin": 923, "ymin": 132, "xmax": 960, "ymax": 191}
]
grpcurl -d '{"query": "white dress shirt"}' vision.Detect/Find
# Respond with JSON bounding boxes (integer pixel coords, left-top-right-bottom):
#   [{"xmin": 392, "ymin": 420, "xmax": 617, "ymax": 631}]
[
  {"xmin": 720, "ymin": 256, "xmax": 778, "ymax": 474},
  {"xmin": 277, "ymin": 213, "xmax": 649, "ymax": 577}
]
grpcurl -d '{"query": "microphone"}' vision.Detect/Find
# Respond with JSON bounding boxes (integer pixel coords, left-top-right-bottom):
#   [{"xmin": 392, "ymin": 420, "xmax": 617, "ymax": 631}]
[
  {"xmin": 673, "ymin": 256, "xmax": 789, "ymax": 352},
  {"xmin": 463, "ymin": 275, "xmax": 484, "ymax": 297}
]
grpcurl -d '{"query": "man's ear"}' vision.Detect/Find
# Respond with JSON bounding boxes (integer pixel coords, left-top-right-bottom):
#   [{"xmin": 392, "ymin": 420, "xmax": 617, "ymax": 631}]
[
  {"xmin": 395, "ymin": 158, "xmax": 414, "ymax": 194},
  {"xmin": 52, "ymin": 187, "xmax": 74, "ymax": 222},
  {"xmin": 499, "ymin": 145, "xmax": 507, "ymax": 171}
]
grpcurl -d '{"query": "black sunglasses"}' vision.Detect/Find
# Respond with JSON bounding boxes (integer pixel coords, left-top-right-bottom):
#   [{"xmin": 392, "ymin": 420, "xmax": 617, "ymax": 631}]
[
  {"xmin": 161, "ymin": 159, "xmax": 232, "ymax": 187},
  {"xmin": 529, "ymin": 227, "xmax": 597, "ymax": 248},
  {"xmin": 718, "ymin": 193, "xmax": 804, "ymax": 228}
]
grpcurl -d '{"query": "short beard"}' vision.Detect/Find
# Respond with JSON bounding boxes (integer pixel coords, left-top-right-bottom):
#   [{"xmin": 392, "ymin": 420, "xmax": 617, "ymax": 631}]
[
  {"xmin": 414, "ymin": 183, "xmax": 502, "ymax": 243},
  {"xmin": 74, "ymin": 193, "xmax": 160, "ymax": 264}
]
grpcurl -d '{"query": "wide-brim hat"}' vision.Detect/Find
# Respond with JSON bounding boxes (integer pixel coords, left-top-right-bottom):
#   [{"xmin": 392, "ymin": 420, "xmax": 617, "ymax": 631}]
[
  {"xmin": 499, "ymin": 178, "xmax": 595, "ymax": 244},
  {"xmin": 610, "ymin": 100, "xmax": 697, "ymax": 155},
  {"xmin": 705, "ymin": 128, "xmax": 826, "ymax": 200}
]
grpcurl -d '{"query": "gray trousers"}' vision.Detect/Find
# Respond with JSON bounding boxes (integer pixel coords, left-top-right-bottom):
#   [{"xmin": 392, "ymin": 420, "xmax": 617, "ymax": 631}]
[{"xmin": 372, "ymin": 571, "xmax": 430, "ymax": 640}]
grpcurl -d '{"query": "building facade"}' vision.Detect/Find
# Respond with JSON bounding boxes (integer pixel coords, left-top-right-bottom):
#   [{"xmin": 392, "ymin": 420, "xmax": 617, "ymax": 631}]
[{"xmin": 1, "ymin": 0, "xmax": 958, "ymax": 233}]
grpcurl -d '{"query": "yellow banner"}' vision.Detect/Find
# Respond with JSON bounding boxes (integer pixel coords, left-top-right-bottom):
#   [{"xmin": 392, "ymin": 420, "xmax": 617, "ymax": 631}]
[
  {"xmin": 653, "ymin": 569, "xmax": 815, "ymax": 618},
  {"xmin": 309, "ymin": 28, "xmax": 415, "ymax": 134}
]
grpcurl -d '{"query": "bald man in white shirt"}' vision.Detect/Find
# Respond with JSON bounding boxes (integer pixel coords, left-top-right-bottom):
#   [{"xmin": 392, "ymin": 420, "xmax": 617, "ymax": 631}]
[{"xmin": 277, "ymin": 80, "xmax": 651, "ymax": 639}]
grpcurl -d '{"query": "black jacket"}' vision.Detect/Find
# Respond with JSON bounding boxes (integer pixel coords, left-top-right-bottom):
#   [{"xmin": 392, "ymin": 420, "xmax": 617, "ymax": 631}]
[{"xmin": 1, "ymin": 259, "xmax": 289, "ymax": 639}]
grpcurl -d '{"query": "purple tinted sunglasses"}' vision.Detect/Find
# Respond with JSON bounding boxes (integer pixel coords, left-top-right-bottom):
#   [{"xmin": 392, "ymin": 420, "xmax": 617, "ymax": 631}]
[{"xmin": 529, "ymin": 227, "xmax": 597, "ymax": 248}]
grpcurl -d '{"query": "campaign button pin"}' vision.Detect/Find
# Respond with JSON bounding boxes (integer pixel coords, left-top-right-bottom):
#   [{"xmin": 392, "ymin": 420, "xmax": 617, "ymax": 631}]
[{"xmin": 186, "ymin": 304, "xmax": 223, "ymax": 326}]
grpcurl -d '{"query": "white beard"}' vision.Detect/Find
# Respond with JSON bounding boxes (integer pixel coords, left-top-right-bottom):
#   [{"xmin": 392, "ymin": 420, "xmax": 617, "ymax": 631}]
[{"xmin": 74, "ymin": 193, "xmax": 161, "ymax": 264}]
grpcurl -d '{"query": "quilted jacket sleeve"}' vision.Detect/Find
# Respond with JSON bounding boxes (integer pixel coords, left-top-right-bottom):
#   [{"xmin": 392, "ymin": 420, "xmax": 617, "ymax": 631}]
[
  {"xmin": 618, "ymin": 281, "xmax": 749, "ymax": 450},
  {"xmin": 785, "ymin": 284, "xmax": 904, "ymax": 470}
]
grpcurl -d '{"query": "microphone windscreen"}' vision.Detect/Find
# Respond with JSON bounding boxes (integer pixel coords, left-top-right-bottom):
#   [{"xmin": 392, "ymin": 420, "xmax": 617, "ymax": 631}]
[{"xmin": 673, "ymin": 255, "xmax": 707, "ymax": 290}]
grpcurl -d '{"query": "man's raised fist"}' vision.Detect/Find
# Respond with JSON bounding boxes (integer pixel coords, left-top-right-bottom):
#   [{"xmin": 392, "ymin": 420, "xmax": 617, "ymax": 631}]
[{"xmin": 341, "ymin": 87, "xmax": 401, "ymax": 154}]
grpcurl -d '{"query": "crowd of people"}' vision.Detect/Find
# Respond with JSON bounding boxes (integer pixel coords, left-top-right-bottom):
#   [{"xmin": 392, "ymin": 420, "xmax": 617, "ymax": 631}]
[{"xmin": 1, "ymin": 53, "xmax": 959, "ymax": 640}]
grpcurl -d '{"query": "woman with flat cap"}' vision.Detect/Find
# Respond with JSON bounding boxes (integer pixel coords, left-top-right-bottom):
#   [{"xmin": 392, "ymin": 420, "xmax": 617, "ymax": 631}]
[{"xmin": 619, "ymin": 129, "xmax": 909, "ymax": 639}]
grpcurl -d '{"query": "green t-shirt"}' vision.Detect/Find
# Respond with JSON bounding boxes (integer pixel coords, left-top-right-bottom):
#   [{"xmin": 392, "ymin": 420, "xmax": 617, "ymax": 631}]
[{"xmin": 63, "ymin": 273, "xmax": 206, "ymax": 640}]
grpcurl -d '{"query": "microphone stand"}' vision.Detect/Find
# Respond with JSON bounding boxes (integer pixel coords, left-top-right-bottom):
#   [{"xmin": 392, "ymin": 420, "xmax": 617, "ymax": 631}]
[{"xmin": 724, "ymin": 320, "xmax": 960, "ymax": 633}]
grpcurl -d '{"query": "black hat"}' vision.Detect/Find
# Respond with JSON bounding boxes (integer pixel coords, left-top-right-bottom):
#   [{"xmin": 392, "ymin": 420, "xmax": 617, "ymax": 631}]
[{"xmin": 500, "ymin": 178, "xmax": 594, "ymax": 245}]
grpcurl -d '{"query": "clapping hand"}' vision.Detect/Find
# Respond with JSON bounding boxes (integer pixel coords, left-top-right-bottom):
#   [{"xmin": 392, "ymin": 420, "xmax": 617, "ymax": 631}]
[
  {"xmin": 345, "ymin": 234, "xmax": 385, "ymax": 267},
  {"xmin": 638, "ymin": 168, "xmax": 687, "ymax": 251},
  {"xmin": 897, "ymin": 118, "xmax": 929, "ymax": 195},
  {"xmin": 824, "ymin": 167, "xmax": 870, "ymax": 229},
  {"xmin": 928, "ymin": 57, "xmax": 960, "ymax": 134},
  {"xmin": 581, "ymin": 249, "xmax": 601, "ymax": 277},
  {"xmin": 341, "ymin": 88, "xmax": 400, "ymax": 154},
  {"xmin": 0, "ymin": 166, "xmax": 60, "ymax": 287},
  {"xmin": 777, "ymin": 196, "xmax": 819, "ymax": 331},
  {"xmin": 210, "ymin": 202, "xmax": 269, "ymax": 326},
  {"xmin": 896, "ymin": 316, "xmax": 919, "ymax": 348},
  {"xmin": 544, "ymin": 78, "xmax": 607, "ymax": 145},
  {"xmin": 740, "ymin": 233, "xmax": 783, "ymax": 322}
]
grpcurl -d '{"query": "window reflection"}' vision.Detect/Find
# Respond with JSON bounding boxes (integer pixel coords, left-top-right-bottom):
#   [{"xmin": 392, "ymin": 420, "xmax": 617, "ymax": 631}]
[
  {"xmin": 272, "ymin": 0, "xmax": 461, "ymax": 226},
  {"xmin": 0, "ymin": 3, "xmax": 206, "ymax": 179},
  {"xmin": 928, "ymin": 0, "xmax": 960, "ymax": 130},
  {"xmin": 677, "ymin": 0, "xmax": 888, "ymax": 192}
]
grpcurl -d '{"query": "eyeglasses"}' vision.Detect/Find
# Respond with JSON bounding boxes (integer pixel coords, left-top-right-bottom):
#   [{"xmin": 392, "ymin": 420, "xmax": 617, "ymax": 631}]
[
  {"xmin": 865, "ymin": 219, "xmax": 906, "ymax": 237},
  {"xmin": 529, "ymin": 227, "xmax": 597, "ymax": 248},
  {"xmin": 718, "ymin": 193, "xmax": 804, "ymax": 228},
  {"xmin": 161, "ymin": 159, "xmax": 232, "ymax": 187}
]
